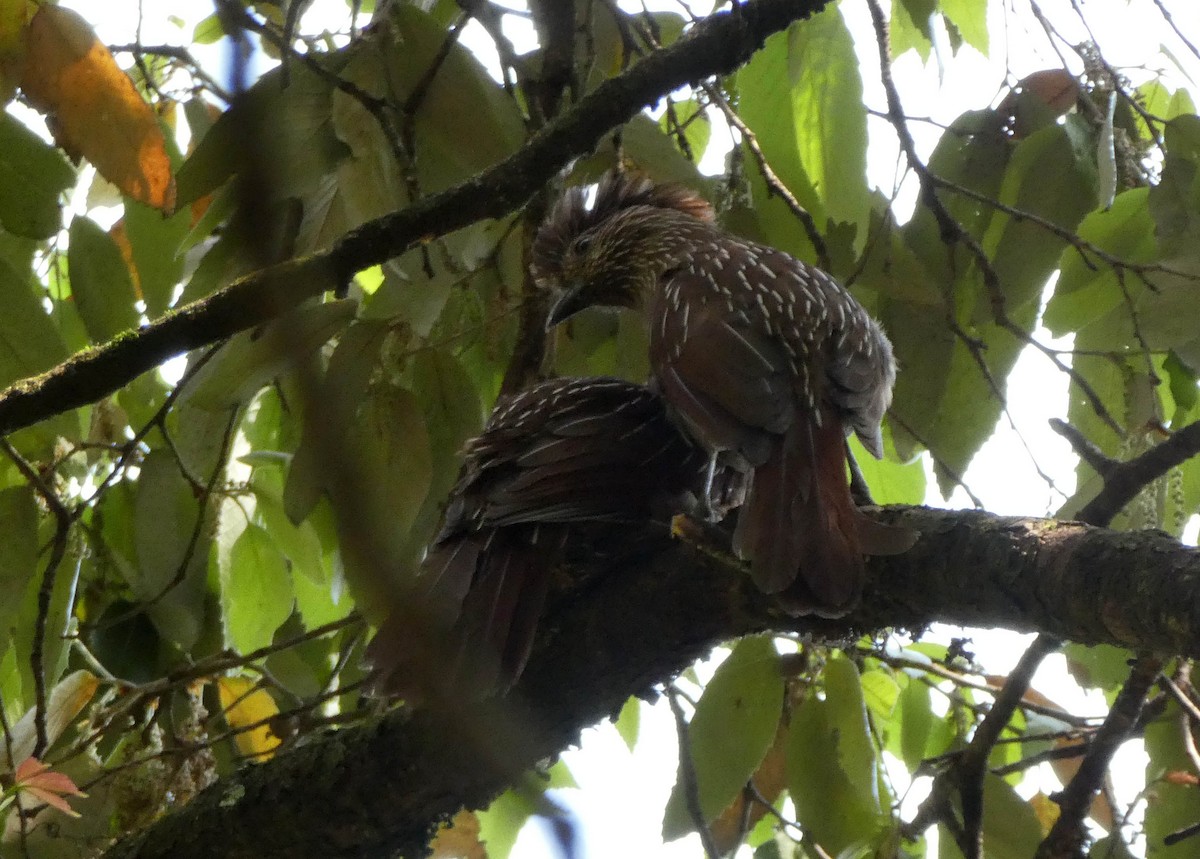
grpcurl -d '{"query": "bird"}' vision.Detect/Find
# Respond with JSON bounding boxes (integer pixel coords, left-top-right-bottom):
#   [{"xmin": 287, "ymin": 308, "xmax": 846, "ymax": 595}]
[
  {"xmin": 364, "ymin": 375, "xmax": 736, "ymax": 701},
  {"xmin": 536, "ymin": 171, "xmax": 915, "ymax": 617}
]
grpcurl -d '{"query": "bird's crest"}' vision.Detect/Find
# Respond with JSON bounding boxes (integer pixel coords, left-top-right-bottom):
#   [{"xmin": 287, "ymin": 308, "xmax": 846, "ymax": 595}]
[{"xmin": 532, "ymin": 171, "xmax": 714, "ymax": 284}]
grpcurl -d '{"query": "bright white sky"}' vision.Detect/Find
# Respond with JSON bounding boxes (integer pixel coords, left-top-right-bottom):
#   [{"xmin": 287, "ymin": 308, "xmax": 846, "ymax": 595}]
[{"xmin": 50, "ymin": 1, "xmax": 1200, "ymax": 856}]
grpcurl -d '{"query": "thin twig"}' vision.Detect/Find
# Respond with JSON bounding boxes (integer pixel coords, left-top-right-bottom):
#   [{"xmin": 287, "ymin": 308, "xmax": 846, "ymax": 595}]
[
  {"xmin": 0, "ymin": 438, "xmax": 73, "ymax": 759},
  {"xmin": 955, "ymin": 634, "xmax": 1062, "ymax": 859},
  {"xmin": 864, "ymin": 0, "xmax": 1125, "ymax": 439},
  {"xmin": 1036, "ymin": 654, "xmax": 1163, "ymax": 859},
  {"xmin": 667, "ymin": 685, "xmax": 720, "ymax": 859}
]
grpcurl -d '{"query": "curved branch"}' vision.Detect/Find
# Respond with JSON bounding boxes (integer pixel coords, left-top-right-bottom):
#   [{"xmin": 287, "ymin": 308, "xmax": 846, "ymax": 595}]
[
  {"xmin": 102, "ymin": 506, "xmax": 1200, "ymax": 859},
  {"xmin": 0, "ymin": 0, "xmax": 829, "ymax": 439}
]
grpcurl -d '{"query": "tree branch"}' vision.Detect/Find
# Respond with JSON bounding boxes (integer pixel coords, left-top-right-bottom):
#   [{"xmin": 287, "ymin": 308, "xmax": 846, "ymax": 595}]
[
  {"xmin": 102, "ymin": 506, "xmax": 1200, "ymax": 858},
  {"xmin": 0, "ymin": 0, "xmax": 828, "ymax": 440}
]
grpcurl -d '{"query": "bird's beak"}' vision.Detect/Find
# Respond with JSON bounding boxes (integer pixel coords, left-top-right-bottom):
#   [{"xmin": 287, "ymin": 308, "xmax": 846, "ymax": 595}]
[{"xmin": 545, "ymin": 284, "xmax": 588, "ymax": 330}]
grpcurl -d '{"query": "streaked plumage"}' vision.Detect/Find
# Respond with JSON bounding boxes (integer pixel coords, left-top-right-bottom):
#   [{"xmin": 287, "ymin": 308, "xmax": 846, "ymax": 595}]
[
  {"xmin": 364, "ymin": 376, "xmax": 732, "ymax": 700},
  {"xmin": 538, "ymin": 172, "xmax": 914, "ymax": 616}
]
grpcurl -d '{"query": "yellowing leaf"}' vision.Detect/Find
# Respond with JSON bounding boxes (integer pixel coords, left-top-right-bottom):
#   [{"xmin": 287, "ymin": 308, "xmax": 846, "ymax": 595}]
[
  {"xmin": 4, "ymin": 670, "xmax": 101, "ymax": 770},
  {"xmin": 1029, "ymin": 791, "xmax": 1060, "ymax": 835},
  {"xmin": 19, "ymin": 5, "xmax": 175, "ymax": 212},
  {"xmin": 216, "ymin": 676, "xmax": 282, "ymax": 762}
]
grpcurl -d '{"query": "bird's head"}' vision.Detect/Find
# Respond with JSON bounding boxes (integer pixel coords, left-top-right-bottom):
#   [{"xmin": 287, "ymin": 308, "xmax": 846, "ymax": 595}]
[{"xmin": 534, "ymin": 171, "xmax": 715, "ymax": 329}]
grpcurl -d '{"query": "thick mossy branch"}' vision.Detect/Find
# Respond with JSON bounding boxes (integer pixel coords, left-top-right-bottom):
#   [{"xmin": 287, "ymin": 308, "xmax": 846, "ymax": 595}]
[
  {"xmin": 103, "ymin": 506, "xmax": 1200, "ymax": 859},
  {"xmin": 0, "ymin": 0, "xmax": 829, "ymax": 439}
]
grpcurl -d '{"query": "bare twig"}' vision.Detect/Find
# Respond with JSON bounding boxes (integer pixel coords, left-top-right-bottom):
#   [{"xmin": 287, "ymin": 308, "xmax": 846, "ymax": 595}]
[
  {"xmin": 864, "ymin": 0, "xmax": 1124, "ymax": 439},
  {"xmin": 668, "ymin": 685, "xmax": 720, "ymax": 859},
  {"xmin": 699, "ymin": 82, "xmax": 832, "ymax": 271},
  {"xmin": 1065, "ymin": 418, "xmax": 1200, "ymax": 527},
  {"xmin": 956, "ymin": 635, "xmax": 1062, "ymax": 859},
  {"xmin": 1036, "ymin": 654, "xmax": 1163, "ymax": 859},
  {"xmin": 0, "ymin": 438, "xmax": 73, "ymax": 759}
]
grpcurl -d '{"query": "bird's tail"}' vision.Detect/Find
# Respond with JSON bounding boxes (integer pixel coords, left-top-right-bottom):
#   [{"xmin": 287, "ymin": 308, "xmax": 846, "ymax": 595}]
[
  {"xmin": 733, "ymin": 412, "xmax": 913, "ymax": 617},
  {"xmin": 363, "ymin": 527, "xmax": 564, "ymax": 702}
]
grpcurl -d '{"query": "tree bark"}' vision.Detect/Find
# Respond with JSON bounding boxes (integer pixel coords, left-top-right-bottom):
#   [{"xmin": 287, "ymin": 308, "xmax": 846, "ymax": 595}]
[{"xmin": 102, "ymin": 506, "xmax": 1200, "ymax": 859}]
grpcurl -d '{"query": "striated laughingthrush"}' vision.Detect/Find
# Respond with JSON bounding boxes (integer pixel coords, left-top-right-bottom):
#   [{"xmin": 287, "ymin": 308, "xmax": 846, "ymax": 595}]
[{"xmin": 537, "ymin": 172, "xmax": 915, "ymax": 617}]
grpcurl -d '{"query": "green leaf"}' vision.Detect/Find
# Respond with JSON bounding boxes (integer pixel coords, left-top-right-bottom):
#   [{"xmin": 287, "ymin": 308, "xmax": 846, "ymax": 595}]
[
  {"xmin": 123, "ymin": 197, "xmax": 190, "ymax": 317},
  {"xmin": 659, "ymin": 98, "xmax": 711, "ymax": 164},
  {"xmin": 981, "ymin": 122, "xmax": 1096, "ymax": 314},
  {"xmin": 251, "ymin": 469, "xmax": 327, "ymax": 586},
  {"xmin": 0, "ymin": 260, "xmax": 79, "ymax": 451},
  {"xmin": 333, "ymin": 383, "xmax": 433, "ymax": 607},
  {"xmin": 890, "ymin": 0, "xmax": 936, "ymax": 61},
  {"xmin": 663, "ymin": 637, "xmax": 784, "ymax": 840},
  {"xmin": 408, "ymin": 349, "xmax": 482, "ymax": 543},
  {"xmin": 12, "ymin": 519, "xmax": 80, "ymax": 703},
  {"xmin": 1164, "ymin": 350, "xmax": 1199, "ymax": 423},
  {"xmin": 940, "ymin": 0, "xmax": 989, "ymax": 56},
  {"xmin": 897, "ymin": 676, "xmax": 935, "ymax": 771},
  {"xmin": 133, "ymin": 449, "xmax": 212, "ymax": 650},
  {"xmin": 850, "ymin": 425, "xmax": 926, "ymax": 506},
  {"xmin": 369, "ymin": 5, "xmax": 525, "ymax": 194},
  {"xmin": 1063, "ymin": 643, "xmax": 1134, "ymax": 694},
  {"xmin": 182, "ymin": 299, "xmax": 357, "ymax": 411},
  {"xmin": 477, "ymin": 761, "xmax": 576, "ymax": 859},
  {"xmin": 0, "ymin": 487, "xmax": 38, "ymax": 645},
  {"xmin": 67, "ymin": 217, "xmax": 140, "ymax": 343},
  {"xmin": 737, "ymin": 31, "xmax": 824, "ymax": 228},
  {"xmin": 1136, "ymin": 257, "xmax": 1200, "ymax": 372},
  {"xmin": 1043, "ymin": 188, "xmax": 1155, "ymax": 337},
  {"xmin": 615, "ymin": 696, "xmax": 641, "ymax": 751},
  {"xmin": 1145, "ymin": 702, "xmax": 1200, "ymax": 858},
  {"xmin": 176, "ymin": 62, "xmax": 348, "ymax": 208},
  {"xmin": 904, "ymin": 110, "xmax": 1010, "ymax": 278},
  {"xmin": 824, "ymin": 653, "xmax": 882, "ymax": 805},
  {"xmin": 788, "ymin": 691, "xmax": 887, "ymax": 855},
  {"xmin": 1149, "ymin": 115, "xmax": 1200, "ymax": 259},
  {"xmin": 980, "ymin": 773, "xmax": 1043, "ymax": 859},
  {"xmin": 223, "ymin": 523, "xmax": 294, "ymax": 653},
  {"xmin": 784, "ymin": 7, "xmax": 869, "ymax": 236},
  {"xmin": 284, "ymin": 321, "xmax": 388, "ymax": 524},
  {"xmin": 619, "ymin": 114, "xmax": 707, "ymax": 186},
  {"xmin": 0, "ymin": 112, "xmax": 74, "ymax": 239}
]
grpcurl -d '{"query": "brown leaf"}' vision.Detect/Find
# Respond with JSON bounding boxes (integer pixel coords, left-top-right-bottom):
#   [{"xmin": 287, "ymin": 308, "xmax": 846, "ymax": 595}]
[
  {"xmin": 19, "ymin": 5, "xmax": 175, "ymax": 213},
  {"xmin": 428, "ymin": 809, "xmax": 487, "ymax": 858},
  {"xmin": 1162, "ymin": 770, "xmax": 1200, "ymax": 786},
  {"xmin": 1019, "ymin": 69, "xmax": 1081, "ymax": 115},
  {"xmin": 108, "ymin": 219, "xmax": 143, "ymax": 299}
]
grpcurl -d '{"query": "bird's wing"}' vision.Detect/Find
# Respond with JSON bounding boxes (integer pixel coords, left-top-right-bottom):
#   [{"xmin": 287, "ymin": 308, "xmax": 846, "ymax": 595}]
[
  {"xmin": 652, "ymin": 275, "xmax": 795, "ymax": 465},
  {"xmin": 465, "ymin": 384, "xmax": 702, "ymax": 528}
]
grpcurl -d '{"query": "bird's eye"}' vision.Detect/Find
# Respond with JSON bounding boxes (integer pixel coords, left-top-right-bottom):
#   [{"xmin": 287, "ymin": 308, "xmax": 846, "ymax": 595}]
[{"xmin": 574, "ymin": 234, "xmax": 594, "ymax": 255}]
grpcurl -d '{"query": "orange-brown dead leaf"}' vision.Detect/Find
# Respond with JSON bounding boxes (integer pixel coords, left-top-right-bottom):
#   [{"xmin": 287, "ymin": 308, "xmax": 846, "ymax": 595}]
[
  {"xmin": 1019, "ymin": 69, "xmax": 1081, "ymax": 115},
  {"xmin": 1162, "ymin": 770, "xmax": 1200, "ymax": 787},
  {"xmin": 19, "ymin": 5, "xmax": 175, "ymax": 213},
  {"xmin": 428, "ymin": 809, "xmax": 486, "ymax": 859},
  {"xmin": 108, "ymin": 219, "xmax": 142, "ymax": 298}
]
